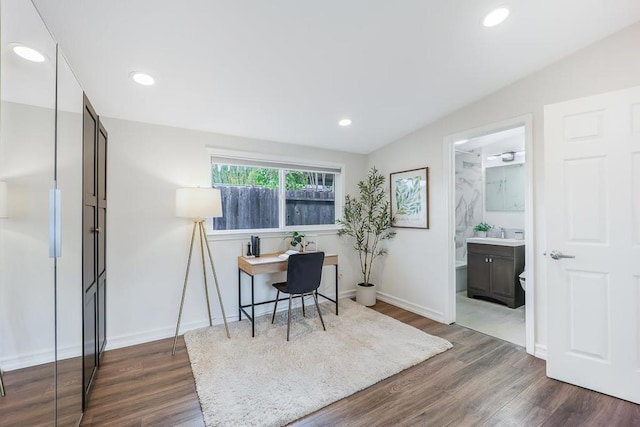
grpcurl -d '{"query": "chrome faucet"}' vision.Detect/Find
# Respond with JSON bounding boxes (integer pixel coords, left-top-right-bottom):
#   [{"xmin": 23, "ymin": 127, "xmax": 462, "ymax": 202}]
[{"xmin": 499, "ymin": 227, "xmax": 506, "ymax": 239}]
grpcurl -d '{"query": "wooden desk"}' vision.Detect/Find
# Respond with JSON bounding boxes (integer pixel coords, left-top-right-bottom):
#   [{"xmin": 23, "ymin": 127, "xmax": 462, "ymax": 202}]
[{"xmin": 238, "ymin": 252, "xmax": 339, "ymax": 337}]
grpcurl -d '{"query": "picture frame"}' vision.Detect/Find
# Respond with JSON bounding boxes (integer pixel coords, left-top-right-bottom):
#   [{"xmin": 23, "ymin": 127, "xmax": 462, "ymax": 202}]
[
  {"xmin": 390, "ymin": 167, "xmax": 429, "ymax": 229},
  {"xmin": 303, "ymin": 234, "xmax": 319, "ymax": 252}
]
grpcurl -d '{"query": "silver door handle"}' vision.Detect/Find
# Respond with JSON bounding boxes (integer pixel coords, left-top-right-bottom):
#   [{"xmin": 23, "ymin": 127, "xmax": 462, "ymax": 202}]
[{"xmin": 549, "ymin": 250, "xmax": 575, "ymax": 260}]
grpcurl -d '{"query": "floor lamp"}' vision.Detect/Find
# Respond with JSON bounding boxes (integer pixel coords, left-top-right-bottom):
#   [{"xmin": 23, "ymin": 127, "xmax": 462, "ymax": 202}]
[{"xmin": 172, "ymin": 187, "xmax": 230, "ymax": 355}]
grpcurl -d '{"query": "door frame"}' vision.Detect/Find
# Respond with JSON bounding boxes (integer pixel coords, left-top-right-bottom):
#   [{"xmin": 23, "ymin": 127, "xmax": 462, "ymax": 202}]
[{"xmin": 442, "ymin": 114, "xmax": 535, "ymax": 355}]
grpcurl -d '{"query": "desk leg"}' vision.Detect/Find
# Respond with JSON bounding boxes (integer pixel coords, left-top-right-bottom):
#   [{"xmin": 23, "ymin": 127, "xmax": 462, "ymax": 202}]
[
  {"xmin": 251, "ymin": 275, "xmax": 255, "ymax": 337},
  {"xmin": 238, "ymin": 269, "xmax": 242, "ymax": 321},
  {"xmin": 335, "ymin": 264, "xmax": 339, "ymax": 315}
]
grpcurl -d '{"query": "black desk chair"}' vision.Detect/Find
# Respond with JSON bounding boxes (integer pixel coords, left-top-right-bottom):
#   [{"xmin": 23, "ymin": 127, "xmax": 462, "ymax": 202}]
[{"xmin": 271, "ymin": 252, "xmax": 326, "ymax": 341}]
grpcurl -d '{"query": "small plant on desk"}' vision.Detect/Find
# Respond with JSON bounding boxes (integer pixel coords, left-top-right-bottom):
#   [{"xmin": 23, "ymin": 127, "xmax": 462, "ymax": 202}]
[{"xmin": 287, "ymin": 231, "xmax": 305, "ymax": 251}]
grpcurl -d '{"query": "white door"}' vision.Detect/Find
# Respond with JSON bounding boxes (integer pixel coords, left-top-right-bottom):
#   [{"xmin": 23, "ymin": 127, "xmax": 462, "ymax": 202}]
[{"xmin": 544, "ymin": 85, "xmax": 640, "ymax": 404}]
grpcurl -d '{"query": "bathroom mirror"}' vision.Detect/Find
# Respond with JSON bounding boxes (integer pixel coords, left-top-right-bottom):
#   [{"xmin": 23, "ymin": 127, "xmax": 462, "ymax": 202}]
[
  {"xmin": 0, "ymin": 0, "xmax": 57, "ymax": 424},
  {"xmin": 485, "ymin": 163, "xmax": 525, "ymax": 212}
]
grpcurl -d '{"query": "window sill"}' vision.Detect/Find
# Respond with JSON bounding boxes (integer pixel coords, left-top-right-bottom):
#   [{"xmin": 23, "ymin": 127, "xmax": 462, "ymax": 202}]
[{"xmin": 206, "ymin": 226, "xmax": 340, "ymax": 242}]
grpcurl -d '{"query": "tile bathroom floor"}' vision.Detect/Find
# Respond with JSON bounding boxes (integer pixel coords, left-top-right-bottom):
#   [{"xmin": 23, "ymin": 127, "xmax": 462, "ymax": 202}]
[{"xmin": 456, "ymin": 291, "xmax": 525, "ymax": 346}]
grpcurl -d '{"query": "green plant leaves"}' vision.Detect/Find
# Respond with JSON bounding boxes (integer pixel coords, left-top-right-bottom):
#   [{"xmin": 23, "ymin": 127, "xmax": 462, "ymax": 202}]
[{"xmin": 394, "ymin": 176, "xmax": 422, "ymax": 215}]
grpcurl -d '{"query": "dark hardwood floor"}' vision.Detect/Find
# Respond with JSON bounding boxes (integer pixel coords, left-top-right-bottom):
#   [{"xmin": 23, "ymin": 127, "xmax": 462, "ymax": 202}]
[
  {"xmin": 0, "ymin": 362, "xmax": 55, "ymax": 426},
  {"xmin": 3, "ymin": 301, "xmax": 638, "ymax": 426}
]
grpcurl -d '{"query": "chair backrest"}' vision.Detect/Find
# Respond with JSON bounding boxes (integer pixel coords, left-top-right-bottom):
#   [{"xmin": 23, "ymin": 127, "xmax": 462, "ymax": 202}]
[{"xmin": 286, "ymin": 252, "xmax": 325, "ymax": 294}]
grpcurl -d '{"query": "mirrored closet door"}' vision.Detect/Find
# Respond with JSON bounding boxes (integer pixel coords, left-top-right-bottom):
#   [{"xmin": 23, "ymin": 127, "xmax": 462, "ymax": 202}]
[{"xmin": 0, "ymin": 0, "xmax": 84, "ymax": 425}]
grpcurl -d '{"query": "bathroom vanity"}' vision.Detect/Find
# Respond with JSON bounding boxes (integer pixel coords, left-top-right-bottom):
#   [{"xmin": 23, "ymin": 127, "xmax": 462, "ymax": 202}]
[{"xmin": 466, "ymin": 238, "xmax": 525, "ymax": 308}]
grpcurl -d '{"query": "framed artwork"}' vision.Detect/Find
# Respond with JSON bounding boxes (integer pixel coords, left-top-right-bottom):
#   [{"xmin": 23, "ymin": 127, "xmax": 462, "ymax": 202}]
[
  {"xmin": 303, "ymin": 234, "xmax": 319, "ymax": 252},
  {"xmin": 390, "ymin": 167, "xmax": 429, "ymax": 229}
]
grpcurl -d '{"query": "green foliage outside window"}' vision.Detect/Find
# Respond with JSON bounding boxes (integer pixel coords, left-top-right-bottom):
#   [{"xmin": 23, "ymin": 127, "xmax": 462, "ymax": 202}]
[
  {"xmin": 212, "ymin": 165, "xmax": 334, "ymax": 191},
  {"xmin": 212, "ymin": 165, "xmax": 279, "ymax": 188}
]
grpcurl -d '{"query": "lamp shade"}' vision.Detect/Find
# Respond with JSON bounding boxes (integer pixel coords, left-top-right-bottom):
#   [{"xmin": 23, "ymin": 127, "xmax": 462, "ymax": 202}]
[
  {"xmin": 0, "ymin": 181, "xmax": 7, "ymax": 218},
  {"xmin": 175, "ymin": 187, "xmax": 222, "ymax": 219}
]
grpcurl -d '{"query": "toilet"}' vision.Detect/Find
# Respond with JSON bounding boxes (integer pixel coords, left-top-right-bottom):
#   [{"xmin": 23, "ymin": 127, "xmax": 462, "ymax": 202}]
[{"xmin": 519, "ymin": 268, "xmax": 526, "ymax": 291}]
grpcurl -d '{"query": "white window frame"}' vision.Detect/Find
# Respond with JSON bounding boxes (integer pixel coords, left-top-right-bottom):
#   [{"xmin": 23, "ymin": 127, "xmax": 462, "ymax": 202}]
[{"xmin": 207, "ymin": 147, "xmax": 344, "ymax": 236}]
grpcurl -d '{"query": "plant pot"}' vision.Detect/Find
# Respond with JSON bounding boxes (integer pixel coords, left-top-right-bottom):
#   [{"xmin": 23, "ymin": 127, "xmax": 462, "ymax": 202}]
[
  {"xmin": 356, "ymin": 283, "xmax": 376, "ymax": 306},
  {"xmin": 476, "ymin": 231, "xmax": 487, "ymax": 237}
]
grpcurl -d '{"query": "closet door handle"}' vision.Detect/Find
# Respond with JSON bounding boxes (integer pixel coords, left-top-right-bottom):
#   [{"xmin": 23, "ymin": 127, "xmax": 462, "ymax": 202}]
[
  {"xmin": 49, "ymin": 188, "xmax": 61, "ymax": 258},
  {"xmin": 91, "ymin": 226, "xmax": 102, "ymax": 233}
]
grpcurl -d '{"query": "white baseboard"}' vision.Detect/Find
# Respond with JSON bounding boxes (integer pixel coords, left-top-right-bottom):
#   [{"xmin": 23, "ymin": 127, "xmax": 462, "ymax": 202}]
[
  {"xmin": 376, "ymin": 291, "xmax": 446, "ymax": 323},
  {"xmin": 1, "ymin": 349, "xmax": 54, "ymax": 371},
  {"xmin": 2, "ymin": 291, "xmax": 361, "ymax": 370},
  {"xmin": 106, "ymin": 290, "xmax": 356, "ymax": 352},
  {"xmin": 534, "ymin": 343, "xmax": 547, "ymax": 360},
  {"xmin": 105, "ymin": 318, "xmax": 216, "ymax": 351},
  {"xmin": 1, "ymin": 344, "xmax": 87, "ymax": 372}
]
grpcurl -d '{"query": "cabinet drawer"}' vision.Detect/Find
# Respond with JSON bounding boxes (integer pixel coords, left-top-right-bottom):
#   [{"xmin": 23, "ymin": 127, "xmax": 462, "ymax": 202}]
[{"xmin": 467, "ymin": 243, "xmax": 514, "ymax": 257}]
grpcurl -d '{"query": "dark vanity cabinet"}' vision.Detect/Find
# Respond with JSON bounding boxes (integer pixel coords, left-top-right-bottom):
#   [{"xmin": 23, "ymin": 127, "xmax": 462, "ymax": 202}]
[{"xmin": 467, "ymin": 243, "xmax": 525, "ymax": 308}]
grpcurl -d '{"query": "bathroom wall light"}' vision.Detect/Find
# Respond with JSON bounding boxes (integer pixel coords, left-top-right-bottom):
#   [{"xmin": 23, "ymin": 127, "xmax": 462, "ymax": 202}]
[
  {"xmin": 501, "ymin": 151, "xmax": 515, "ymax": 162},
  {"xmin": 11, "ymin": 43, "xmax": 46, "ymax": 63},
  {"xmin": 130, "ymin": 72, "xmax": 155, "ymax": 86},
  {"xmin": 483, "ymin": 7, "xmax": 510, "ymax": 27},
  {"xmin": 486, "ymin": 151, "xmax": 520, "ymax": 162},
  {"xmin": 338, "ymin": 118, "xmax": 352, "ymax": 127}
]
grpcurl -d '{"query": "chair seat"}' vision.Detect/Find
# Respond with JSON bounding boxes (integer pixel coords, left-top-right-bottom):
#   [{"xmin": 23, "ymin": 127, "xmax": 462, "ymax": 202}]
[{"xmin": 272, "ymin": 281, "xmax": 290, "ymax": 293}]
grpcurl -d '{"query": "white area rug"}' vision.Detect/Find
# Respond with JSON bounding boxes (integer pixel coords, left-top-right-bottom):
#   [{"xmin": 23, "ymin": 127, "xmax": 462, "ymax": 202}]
[{"xmin": 184, "ymin": 298, "xmax": 452, "ymax": 427}]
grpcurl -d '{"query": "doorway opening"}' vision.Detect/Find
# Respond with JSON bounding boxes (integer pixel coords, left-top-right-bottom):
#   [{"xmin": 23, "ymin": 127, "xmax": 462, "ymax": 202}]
[{"xmin": 443, "ymin": 115, "xmax": 534, "ymax": 354}]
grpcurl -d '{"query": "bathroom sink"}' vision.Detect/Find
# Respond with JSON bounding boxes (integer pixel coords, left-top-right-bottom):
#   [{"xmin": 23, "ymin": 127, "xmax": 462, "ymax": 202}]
[{"xmin": 466, "ymin": 237, "xmax": 525, "ymax": 247}]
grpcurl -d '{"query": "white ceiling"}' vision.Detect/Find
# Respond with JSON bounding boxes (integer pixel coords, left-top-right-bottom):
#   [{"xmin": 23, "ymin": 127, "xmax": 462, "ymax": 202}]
[{"xmin": 31, "ymin": 0, "xmax": 640, "ymax": 154}]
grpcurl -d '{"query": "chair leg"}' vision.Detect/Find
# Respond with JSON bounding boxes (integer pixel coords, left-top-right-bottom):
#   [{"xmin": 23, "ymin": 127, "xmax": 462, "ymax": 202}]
[
  {"xmin": 312, "ymin": 292, "xmax": 326, "ymax": 331},
  {"xmin": 271, "ymin": 290, "xmax": 280, "ymax": 324},
  {"xmin": 287, "ymin": 294, "xmax": 293, "ymax": 341},
  {"xmin": 301, "ymin": 294, "xmax": 306, "ymax": 317}
]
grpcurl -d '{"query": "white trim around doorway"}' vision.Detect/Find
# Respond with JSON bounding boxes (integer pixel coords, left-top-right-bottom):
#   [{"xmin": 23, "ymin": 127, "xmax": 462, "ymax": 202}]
[{"xmin": 442, "ymin": 114, "xmax": 535, "ymax": 356}]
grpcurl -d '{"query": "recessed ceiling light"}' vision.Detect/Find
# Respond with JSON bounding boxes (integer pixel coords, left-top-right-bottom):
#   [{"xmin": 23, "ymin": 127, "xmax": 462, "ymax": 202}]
[
  {"xmin": 483, "ymin": 7, "xmax": 510, "ymax": 27},
  {"xmin": 11, "ymin": 44, "xmax": 46, "ymax": 63},
  {"xmin": 338, "ymin": 119, "xmax": 352, "ymax": 127},
  {"xmin": 130, "ymin": 72, "xmax": 155, "ymax": 86}
]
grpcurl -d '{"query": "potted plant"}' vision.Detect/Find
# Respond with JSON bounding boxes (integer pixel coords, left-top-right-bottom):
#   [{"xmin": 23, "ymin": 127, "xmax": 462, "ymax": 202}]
[
  {"xmin": 337, "ymin": 167, "xmax": 396, "ymax": 306},
  {"xmin": 474, "ymin": 222, "xmax": 492, "ymax": 237},
  {"xmin": 286, "ymin": 231, "xmax": 305, "ymax": 251}
]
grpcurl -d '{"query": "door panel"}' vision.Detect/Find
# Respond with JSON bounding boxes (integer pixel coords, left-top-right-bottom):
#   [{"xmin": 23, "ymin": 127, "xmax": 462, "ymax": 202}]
[
  {"xmin": 564, "ymin": 157, "xmax": 608, "ymax": 243},
  {"xmin": 97, "ymin": 122, "xmax": 107, "ymax": 356},
  {"xmin": 567, "ymin": 270, "xmax": 610, "ymax": 361},
  {"xmin": 97, "ymin": 123, "xmax": 107, "ymax": 276},
  {"xmin": 83, "ymin": 286, "xmax": 97, "ymax": 405},
  {"xmin": 82, "ymin": 94, "xmax": 98, "ymax": 409},
  {"xmin": 83, "ymin": 96, "xmax": 97, "ymax": 295},
  {"xmin": 97, "ymin": 275, "xmax": 106, "ymax": 356},
  {"xmin": 545, "ymin": 85, "xmax": 640, "ymax": 404}
]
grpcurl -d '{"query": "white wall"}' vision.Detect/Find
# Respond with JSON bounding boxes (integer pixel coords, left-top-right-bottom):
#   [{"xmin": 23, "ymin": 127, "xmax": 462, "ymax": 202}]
[
  {"xmin": 102, "ymin": 118, "xmax": 367, "ymax": 349},
  {"xmin": 367, "ymin": 21, "xmax": 640, "ymax": 353}
]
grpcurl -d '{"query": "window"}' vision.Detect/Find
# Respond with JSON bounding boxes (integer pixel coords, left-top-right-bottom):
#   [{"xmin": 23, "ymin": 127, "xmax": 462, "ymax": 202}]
[{"xmin": 210, "ymin": 154, "xmax": 341, "ymax": 232}]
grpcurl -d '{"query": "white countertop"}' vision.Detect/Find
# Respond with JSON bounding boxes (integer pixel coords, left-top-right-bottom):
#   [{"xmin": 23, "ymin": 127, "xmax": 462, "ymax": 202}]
[{"xmin": 467, "ymin": 237, "xmax": 525, "ymax": 247}]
